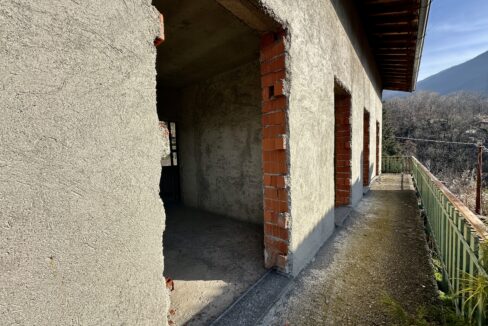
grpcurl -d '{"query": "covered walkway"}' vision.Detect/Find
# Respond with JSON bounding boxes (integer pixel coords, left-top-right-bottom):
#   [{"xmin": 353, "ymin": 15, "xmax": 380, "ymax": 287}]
[{"xmin": 260, "ymin": 174, "xmax": 439, "ymax": 325}]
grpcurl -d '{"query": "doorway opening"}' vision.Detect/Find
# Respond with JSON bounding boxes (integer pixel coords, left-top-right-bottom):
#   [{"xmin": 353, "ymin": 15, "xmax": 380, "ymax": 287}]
[
  {"xmin": 334, "ymin": 82, "xmax": 352, "ymax": 207},
  {"xmin": 376, "ymin": 121, "xmax": 380, "ymax": 176},
  {"xmin": 363, "ymin": 109, "xmax": 370, "ymax": 186},
  {"xmin": 159, "ymin": 121, "xmax": 180, "ymax": 204},
  {"xmin": 153, "ymin": 0, "xmax": 282, "ymax": 324}
]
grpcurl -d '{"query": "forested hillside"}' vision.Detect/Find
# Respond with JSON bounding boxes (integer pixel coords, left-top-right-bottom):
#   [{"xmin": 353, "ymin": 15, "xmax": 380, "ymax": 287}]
[{"xmin": 383, "ymin": 92, "xmax": 488, "ymax": 211}]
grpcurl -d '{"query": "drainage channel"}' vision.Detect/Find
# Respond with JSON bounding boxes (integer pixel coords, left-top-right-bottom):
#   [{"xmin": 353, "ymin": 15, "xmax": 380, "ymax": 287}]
[{"xmin": 210, "ymin": 270, "xmax": 292, "ymax": 326}]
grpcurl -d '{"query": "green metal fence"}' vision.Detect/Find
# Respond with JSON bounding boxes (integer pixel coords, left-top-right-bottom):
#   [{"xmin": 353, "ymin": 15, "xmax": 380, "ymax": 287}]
[
  {"xmin": 382, "ymin": 156, "xmax": 412, "ymax": 173},
  {"xmin": 410, "ymin": 156, "xmax": 488, "ymax": 324}
]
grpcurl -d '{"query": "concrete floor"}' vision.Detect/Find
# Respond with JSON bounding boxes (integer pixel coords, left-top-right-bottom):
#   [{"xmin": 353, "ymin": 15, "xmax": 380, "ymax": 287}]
[
  {"xmin": 163, "ymin": 205, "xmax": 266, "ymax": 325},
  {"xmin": 260, "ymin": 174, "xmax": 439, "ymax": 325}
]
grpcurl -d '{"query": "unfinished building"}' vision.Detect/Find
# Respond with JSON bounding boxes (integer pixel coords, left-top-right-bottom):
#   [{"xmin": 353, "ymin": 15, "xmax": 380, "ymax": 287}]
[{"xmin": 1, "ymin": 0, "xmax": 429, "ymax": 325}]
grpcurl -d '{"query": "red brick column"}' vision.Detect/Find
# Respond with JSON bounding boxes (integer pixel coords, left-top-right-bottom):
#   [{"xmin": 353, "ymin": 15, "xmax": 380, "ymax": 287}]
[
  {"xmin": 335, "ymin": 92, "xmax": 352, "ymax": 207},
  {"xmin": 363, "ymin": 110, "xmax": 370, "ymax": 186},
  {"xmin": 260, "ymin": 30, "xmax": 290, "ymax": 272}
]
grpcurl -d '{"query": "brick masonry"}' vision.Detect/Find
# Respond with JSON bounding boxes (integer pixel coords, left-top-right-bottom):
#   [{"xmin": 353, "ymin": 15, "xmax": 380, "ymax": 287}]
[
  {"xmin": 363, "ymin": 110, "xmax": 370, "ymax": 186},
  {"xmin": 261, "ymin": 30, "xmax": 290, "ymax": 272},
  {"xmin": 334, "ymin": 89, "xmax": 352, "ymax": 207}
]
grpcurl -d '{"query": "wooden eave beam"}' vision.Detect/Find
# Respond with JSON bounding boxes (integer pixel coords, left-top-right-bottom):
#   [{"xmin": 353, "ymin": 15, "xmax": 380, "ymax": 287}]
[
  {"xmin": 381, "ymin": 63, "xmax": 411, "ymax": 66},
  {"xmin": 384, "ymin": 86, "xmax": 409, "ymax": 91},
  {"xmin": 354, "ymin": 0, "xmax": 427, "ymax": 91},
  {"xmin": 363, "ymin": 0, "xmax": 414, "ymax": 5},
  {"xmin": 384, "ymin": 78, "xmax": 411, "ymax": 82},
  {"xmin": 382, "ymin": 69, "xmax": 409, "ymax": 74},
  {"xmin": 374, "ymin": 40, "xmax": 417, "ymax": 46},
  {"xmin": 383, "ymin": 74, "xmax": 410, "ymax": 77},
  {"xmin": 370, "ymin": 24, "xmax": 418, "ymax": 34},
  {"xmin": 385, "ymin": 79, "xmax": 411, "ymax": 84},
  {"xmin": 376, "ymin": 53, "xmax": 414, "ymax": 57},
  {"xmin": 376, "ymin": 46, "xmax": 416, "ymax": 50},
  {"xmin": 363, "ymin": 2, "xmax": 420, "ymax": 12},
  {"xmin": 383, "ymin": 72, "xmax": 411, "ymax": 76},
  {"xmin": 372, "ymin": 15, "xmax": 418, "ymax": 25},
  {"xmin": 383, "ymin": 71, "xmax": 412, "ymax": 74},
  {"xmin": 379, "ymin": 58, "xmax": 412, "ymax": 62},
  {"xmin": 374, "ymin": 33, "xmax": 418, "ymax": 39}
]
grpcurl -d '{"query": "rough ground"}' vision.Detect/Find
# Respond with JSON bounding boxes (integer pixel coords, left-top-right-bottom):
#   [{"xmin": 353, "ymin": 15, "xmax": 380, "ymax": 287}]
[
  {"xmin": 260, "ymin": 174, "xmax": 439, "ymax": 325},
  {"xmin": 163, "ymin": 206, "xmax": 265, "ymax": 325}
]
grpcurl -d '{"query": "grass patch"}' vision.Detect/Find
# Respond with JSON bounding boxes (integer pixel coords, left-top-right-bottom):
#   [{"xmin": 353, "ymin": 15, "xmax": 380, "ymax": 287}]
[{"xmin": 382, "ymin": 294, "xmax": 469, "ymax": 326}]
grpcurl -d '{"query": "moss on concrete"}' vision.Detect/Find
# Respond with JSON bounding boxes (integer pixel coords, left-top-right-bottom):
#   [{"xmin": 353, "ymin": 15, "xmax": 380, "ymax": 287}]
[{"xmin": 261, "ymin": 174, "xmax": 440, "ymax": 325}]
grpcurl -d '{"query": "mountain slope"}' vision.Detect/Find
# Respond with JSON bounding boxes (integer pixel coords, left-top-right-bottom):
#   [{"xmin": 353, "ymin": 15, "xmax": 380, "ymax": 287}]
[
  {"xmin": 417, "ymin": 50, "xmax": 488, "ymax": 94},
  {"xmin": 384, "ymin": 50, "xmax": 488, "ymax": 98}
]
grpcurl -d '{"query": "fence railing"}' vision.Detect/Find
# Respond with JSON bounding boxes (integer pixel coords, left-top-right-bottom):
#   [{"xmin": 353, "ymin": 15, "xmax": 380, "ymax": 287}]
[
  {"xmin": 409, "ymin": 156, "xmax": 488, "ymax": 324},
  {"xmin": 382, "ymin": 156, "xmax": 412, "ymax": 173}
]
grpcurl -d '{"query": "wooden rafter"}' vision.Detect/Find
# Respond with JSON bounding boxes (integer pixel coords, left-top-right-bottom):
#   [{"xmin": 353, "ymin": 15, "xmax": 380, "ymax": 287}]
[{"xmin": 354, "ymin": 0, "xmax": 426, "ymax": 91}]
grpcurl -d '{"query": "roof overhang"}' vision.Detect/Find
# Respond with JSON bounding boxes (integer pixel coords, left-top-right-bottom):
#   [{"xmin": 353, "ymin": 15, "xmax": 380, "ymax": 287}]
[{"xmin": 356, "ymin": 0, "xmax": 431, "ymax": 92}]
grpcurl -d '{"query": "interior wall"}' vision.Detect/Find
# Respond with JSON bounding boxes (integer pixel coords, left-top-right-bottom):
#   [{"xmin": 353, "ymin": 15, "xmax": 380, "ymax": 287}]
[{"xmin": 178, "ymin": 61, "xmax": 263, "ymax": 224}]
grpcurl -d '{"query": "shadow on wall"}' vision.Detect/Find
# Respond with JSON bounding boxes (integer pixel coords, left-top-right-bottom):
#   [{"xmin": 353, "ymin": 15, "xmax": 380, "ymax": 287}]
[
  {"xmin": 370, "ymin": 162, "xmax": 375, "ymax": 181},
  {"xmin": 291, "ymin": 175, "xmax": 364, "ymax": 275},
  {"xmin": 330, "ymin": 0, "xmax": 382, "ymax": 98},
  {"xmin": 290, "ymin": 171, "xmax": 414, "ymax": 282},
  {"xmin": 361, "ymin": 145, "xmax": 379, "ymax": 186}
]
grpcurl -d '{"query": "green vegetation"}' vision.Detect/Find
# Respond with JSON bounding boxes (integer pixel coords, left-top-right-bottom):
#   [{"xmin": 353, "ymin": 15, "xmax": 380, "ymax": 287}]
[
  {"xmin": 453, "ymin": 241, "xmax": 488, "ymax": 322},
  {"xmin": 381, "ymin": 239, "xmax": 488, "ymax": 325},
  {"xmin": 384, "ymin": 92, "xmax": 488, "ymax": 213},
  {"xmin": 382, "ymin": 293, "xmax": 467, "ymax": 326},
  {"xmin": 384, "ymin": 92, "xmax": 488, "ymax": 177},
  {"xmin": 382, "ymin": 250, "xmax": 466, "ymax": 325},
  {"xmin": 382, "ymin": 294, "xmax": 429, "ymax": 326},
  {"xmin": 382, "ymin": 106, "xmax": 400, "ymax": 156},
  {"xmin": 457, "ymin": 272, "xmax": 488, "ymax": 320}
]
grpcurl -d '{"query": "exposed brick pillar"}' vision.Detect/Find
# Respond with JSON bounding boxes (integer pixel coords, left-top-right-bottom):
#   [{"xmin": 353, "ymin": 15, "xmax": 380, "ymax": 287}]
[
  {"xmin": 376, "ymin": 121, "xmax": 380, "ymax": 176},
  {"xmin": 363, "ymin": 110, "xmax": 370, "ymax": 186},
  {"xmin": 334, "ymin": 87, "xmax": 352, "ymax": 207},
  {"xmin": 261, "ymin": 30, "xmax": 290, "ymax": 272}
]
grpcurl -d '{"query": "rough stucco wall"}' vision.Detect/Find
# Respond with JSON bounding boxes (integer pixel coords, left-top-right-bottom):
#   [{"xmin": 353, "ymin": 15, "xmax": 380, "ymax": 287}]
[
  {"xmin": 179, "ymin": 61, "xmax": 263, "ymax": 224},
  {"xmin": 260, "ymin": 0, "xmax": 383, "ymax": 275},
  {"xmin": 0, "ymin": 1, "xmax": 169, "ymax": 324}
]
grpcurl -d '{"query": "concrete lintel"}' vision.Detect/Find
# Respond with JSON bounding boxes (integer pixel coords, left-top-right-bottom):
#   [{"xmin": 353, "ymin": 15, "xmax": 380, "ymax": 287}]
[{"xmin": 216, "ymin": 0, "xmax": 279, "ymax": 32}]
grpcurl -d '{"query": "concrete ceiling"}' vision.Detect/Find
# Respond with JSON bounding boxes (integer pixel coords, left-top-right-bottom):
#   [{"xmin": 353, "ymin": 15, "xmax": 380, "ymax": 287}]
[{"xmin": 153, "ymin": 0, "xmax": 260, "ymax": 87}]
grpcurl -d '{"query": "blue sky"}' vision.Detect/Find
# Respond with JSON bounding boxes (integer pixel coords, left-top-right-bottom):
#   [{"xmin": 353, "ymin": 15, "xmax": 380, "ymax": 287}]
[{"xmin": 418, "ymin": 0, "xmax": 488, "ymax": 80}]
